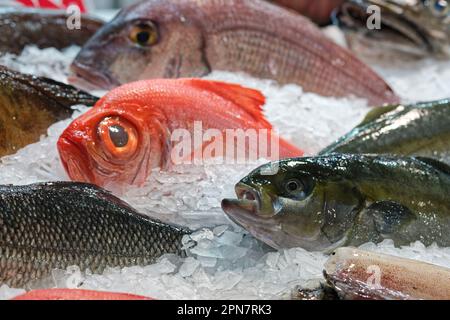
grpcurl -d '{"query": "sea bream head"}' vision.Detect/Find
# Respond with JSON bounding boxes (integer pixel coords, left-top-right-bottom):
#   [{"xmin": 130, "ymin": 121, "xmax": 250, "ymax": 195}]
[
  {"xmin": 336, "ymin": 0, "xmax": 450, "ymax": 57},
  {"xmin": 221, "ymin": 156, "xmax": 365, "ymax": 252},
  {"xmin": 70, "ymin": 0, "xmax": 209, "ymax": 90}
]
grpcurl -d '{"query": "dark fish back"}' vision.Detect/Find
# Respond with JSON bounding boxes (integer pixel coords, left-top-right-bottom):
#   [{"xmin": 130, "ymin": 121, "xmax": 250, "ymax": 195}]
[
  {"xmin": 0, "ymin": 66, "xmax": 98, "ymax": 157},
  {"xmin": 320, "ymin": 99, "xmax": 450, "ymax": 164},
  {"xmin": 0, "ymin": 8, "xmax": 103, "ymax": 54}
]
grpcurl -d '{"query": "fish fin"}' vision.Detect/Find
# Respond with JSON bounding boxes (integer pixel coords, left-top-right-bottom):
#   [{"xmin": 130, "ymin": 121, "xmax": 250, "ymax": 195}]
[
  {"xmin": 358, "ymin": 104, "xmax": 400, "ymax": 127},
  {"xmin": 366, "ymin": 201, "xmax": 416, "ymax": 236},
  {"xmin": 183, "ymin": 79, "xmax": 272, "ymax": 128},
  {"xmin": 415, "ymin": 157, "xmax": 450, "ymax": 176}
]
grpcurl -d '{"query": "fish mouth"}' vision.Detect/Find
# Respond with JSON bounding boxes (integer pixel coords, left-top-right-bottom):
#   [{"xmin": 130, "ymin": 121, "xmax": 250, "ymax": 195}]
[
  {"xmin": 221, "ymin": 183, "xmax": 282, "ymax": 249},
  {"xmin": 57, "ymin": 136, "xmax": 95, "ymax": 184},
  {"xmin": 335, "ymin": 0, "xmax": 435, "ymax": 56},
  {"xmin": 69, "ymin": 60, "xmax": 120, "ymax": 91}
]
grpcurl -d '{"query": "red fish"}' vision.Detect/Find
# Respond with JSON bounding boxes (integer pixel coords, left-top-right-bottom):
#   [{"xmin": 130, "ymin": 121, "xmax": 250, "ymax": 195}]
[
  {"xmin": 12, "ymin": 289, "xmax": 152, "ymax": 300},
  {"xmin": 58, "ymin": 79, "xmax": 302, "ymax": 188}
]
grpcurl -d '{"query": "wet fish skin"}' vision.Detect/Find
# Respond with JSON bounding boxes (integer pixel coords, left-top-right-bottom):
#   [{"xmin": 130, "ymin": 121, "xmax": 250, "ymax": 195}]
[
  {"xmin": 319, "ymin": 99, "xmax": 450, "ymax": 165},
  {"xmin": 324, "ymin": 248, "xmax": 450, "ymax": 300},
  {"xmin": 58, "ymin": 78, "xmax": 302, "ymax": 189},
  {"xmin": 222, "ymin": 154, "xmax": 450, "ymax": 252},
  {"xmin": 0, "ymin": 8, "xmax": 104, "ymax": 54},
  {"xmin": 0, "ymin": 66, "xmax": 98, "ymax": 157},
  {"xmin": 0, "ymin": 182, "xmax": 189, "ymax": 288},
  {"xmin": 71, "ymin": 0, "xmax": 398, "ymax": 105}
]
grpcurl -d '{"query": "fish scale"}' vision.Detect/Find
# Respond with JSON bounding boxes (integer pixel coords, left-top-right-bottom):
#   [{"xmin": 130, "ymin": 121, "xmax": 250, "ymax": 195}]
[
  {"xmin": 72, "ymin": 0, "xmax": 398, "ymax": 105},
  {"xmin": 0, "ymin": 182, "xmax": 189, "ymax": 288}
]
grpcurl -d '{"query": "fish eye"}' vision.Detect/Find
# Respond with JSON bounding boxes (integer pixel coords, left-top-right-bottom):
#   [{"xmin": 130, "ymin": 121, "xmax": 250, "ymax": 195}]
[
  {"xmin": 283, "ymin": 177, "xmax": 314, "ymax": 200},
  {"xmin": 431, "ymin": 0, "xmax": 449, "ymax": 16},
  {"xmin": 129, "ymin": 21, "xmax": 159, "ymax": 46},
  {"xmin": 97, "ymin": 117, "xmax": 138, "ymax": 159}
]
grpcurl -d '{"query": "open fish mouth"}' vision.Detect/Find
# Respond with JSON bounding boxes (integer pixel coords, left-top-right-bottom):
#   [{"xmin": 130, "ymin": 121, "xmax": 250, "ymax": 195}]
[
  {"xmin": 335, "ymin": 0, "xmax": 450, "ymax": 56},
  {"xmin": 221, "ymin": 183, "xmax": 282, "ymax": 249}
]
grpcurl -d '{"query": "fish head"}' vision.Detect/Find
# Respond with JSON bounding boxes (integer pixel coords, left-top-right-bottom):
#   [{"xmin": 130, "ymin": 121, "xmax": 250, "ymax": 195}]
[
  {"xmin": 57, "ymin": 86, "xmax": 168, "ymax": 188},
  {"xmin": 70, "ymin": 0, "xmax": 208, "ymax": 90},
  {"xmin": 222, "ymin": 157, "xmax": 364, "ymax": 252},
  {"xmin": 336, "ymin": 0, "xmax": 450, "ymax": 57}
]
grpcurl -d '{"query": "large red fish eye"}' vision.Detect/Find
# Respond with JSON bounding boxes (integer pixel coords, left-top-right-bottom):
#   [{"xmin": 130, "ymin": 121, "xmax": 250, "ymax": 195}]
[{"xmin": 97, "ymin": 117, "xmax": 138, "ymax": 159}]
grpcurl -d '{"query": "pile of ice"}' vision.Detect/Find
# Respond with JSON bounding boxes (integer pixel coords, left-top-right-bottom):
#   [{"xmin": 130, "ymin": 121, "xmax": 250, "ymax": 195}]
[
  {"xmin": 2, "ymin": 38, "xmax": 450, "ymax": 299},
  {"xmin": 0, "ymin": 45, "xmax": 79, "ymax": 84}
]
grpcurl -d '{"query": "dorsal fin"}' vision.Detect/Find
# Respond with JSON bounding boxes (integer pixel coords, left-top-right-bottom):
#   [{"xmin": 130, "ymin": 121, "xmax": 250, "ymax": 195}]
[
  {"xmin": 415, "ymin": 157, "xmax": 450, "ymax": 175},
  {"xmin": 182, "ymin": 79, "xmax": 272, "ymax": 129},
  {"xmin": 358, "ymin": 104, "xmax": 401, "ymax": 127}
]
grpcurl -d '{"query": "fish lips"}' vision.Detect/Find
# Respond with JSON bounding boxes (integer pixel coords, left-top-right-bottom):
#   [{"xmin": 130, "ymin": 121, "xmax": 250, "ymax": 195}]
[
  {"xmin": 70, "ymin": 60, "xmax": 120, "ymax": 91},
  {"xmin": 221, "ymin": 198, "xmax": 282, "ymax": 250},
  {"xmin": 57, "ymin": 135, "xmax": 95, "ymax": 184}
]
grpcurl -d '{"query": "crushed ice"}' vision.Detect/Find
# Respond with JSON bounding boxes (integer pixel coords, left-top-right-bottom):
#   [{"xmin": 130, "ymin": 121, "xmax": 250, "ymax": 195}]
[{"xmin": 1, "ymin": 38, "xmax": 450, "ymax": 299}]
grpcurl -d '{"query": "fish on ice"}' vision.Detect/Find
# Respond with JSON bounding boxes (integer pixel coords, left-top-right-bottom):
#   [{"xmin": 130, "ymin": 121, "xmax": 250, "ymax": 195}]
[{"xmin": 71, "ymin": 0, "xmax": 398, "ymax": 105}]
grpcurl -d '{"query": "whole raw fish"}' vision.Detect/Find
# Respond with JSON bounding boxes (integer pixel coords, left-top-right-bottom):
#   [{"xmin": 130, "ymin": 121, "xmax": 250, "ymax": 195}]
[
  {"xmin": 0, "ymin": 65, "xmax": 98, "ymax": 157},
  {"xmin": 222, "ymin": 154, "xmax": 450, "ymax": 252},
  {"xmin": 0, "ymin": 7, "xmax": 104, "ymax": 54},
  {"xmin": 12, "ymin": 289, "xmax": 152, "ymax": 300},
  {"xmin": 0, "ymin": 182, "xmax": 189, "ymax": 288},
  {"xmin": 71, "ymin": 0, "xmax": 398, "ymax": 106},
  {"xmin": 58, "ymin": 79, "xmax": 302, "ymax": 188},
  {"xmin": 319, "ymin": 99, "xmax": 450, "ymax": 165},
  {"xmin": 324, "ymin": 248, "xmax": 450, "ymax": 300}
]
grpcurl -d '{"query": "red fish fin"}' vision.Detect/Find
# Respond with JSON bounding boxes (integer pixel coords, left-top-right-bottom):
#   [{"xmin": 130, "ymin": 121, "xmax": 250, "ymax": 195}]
[
  {"xmin": 277, "ymin": 136, "xmax": 304, "ymax": 159},
  {"xmin": 182, "ymin": 79, "xmax": 272, "ymax": 129}
]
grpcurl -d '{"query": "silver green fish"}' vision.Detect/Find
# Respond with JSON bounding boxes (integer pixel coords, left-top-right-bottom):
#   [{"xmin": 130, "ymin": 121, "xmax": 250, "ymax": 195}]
[
  {"xmin": 221, "ymin": 154, "xmax": 450, "ymax": 252},
  {"xmin": 319, "ymin": 99, "xmax": 450, "ymax": 164}
]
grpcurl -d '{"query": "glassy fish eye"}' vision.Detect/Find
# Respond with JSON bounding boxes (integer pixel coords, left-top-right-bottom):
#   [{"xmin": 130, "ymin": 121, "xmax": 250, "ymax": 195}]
[
  {"xmin": 109, "ymin": 125, "xmax": 128, "ymax": 148},
  {"xmin": 129, "ymin": 21, "xmax": 159, "ymax": 47},
  {"xmin": 283, "ymin": 177, "xmax": 314, "ymax": 200},
  {"xmin": 430, "ymin": 0, "xmax": 449, "ymax": 16},
  {"xmin": 97, "ymin": 117, "xmax": 138, "ymax": 159}
]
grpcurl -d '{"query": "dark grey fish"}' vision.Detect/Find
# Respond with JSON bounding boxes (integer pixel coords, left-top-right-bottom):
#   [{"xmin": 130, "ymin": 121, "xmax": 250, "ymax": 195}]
[
  {"xmin": 0, "ymin": 65, "xmax": 98, "ymax": 157},
  {"xmin": 0, "ymin": 7, "xmax": 104, "ymax": 54},
  {"xmin": 319, "ymin": 99, "xmax": 450, "ymax": 165},
  {"xmin": 0, "ymin": 182, "xmax": 190, "ymax": 288}
]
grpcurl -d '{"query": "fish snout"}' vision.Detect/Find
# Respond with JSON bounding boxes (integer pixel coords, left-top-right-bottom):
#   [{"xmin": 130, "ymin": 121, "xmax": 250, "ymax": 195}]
[
  {"xmin": 57, "ymin": 136, "xmax": 95, "ymax": 184},
  {"xmin": 70, "ymin": 60, "xmax": 119, "ymax": 91},
  {"xmin": 228, "ymin": 182, "xmax": 279, "ymax": 217}
]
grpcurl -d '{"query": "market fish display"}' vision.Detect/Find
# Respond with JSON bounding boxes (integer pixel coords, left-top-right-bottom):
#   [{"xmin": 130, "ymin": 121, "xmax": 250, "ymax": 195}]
[
  {"xmin": 0, "ymin": 8, "xmax": 104, "ymax": 54},
  {"xmin": 0, "ymin": 66, "xmax": 98, "ymax": 157},
  {"xmin": 336, "ymin": 0, "xmax": 450, "ymax": 57},
  {"xmin": 324, "ymin": 248, "xmax": 450, "ymax": 300},
  {"xmin": 222, "ymin": 154, "xmax": 450, "ymax": 252},
  {"xmin": 12, "ymin": 289, "xmax": 152, "ymax": 300},
  {"xmin": 319, "ymin": 99, "xmax": 450, "ymax": 164},
  {"xmin": 58, "ymin": 79, "xmax": 302, "ymax": 188},
  {"xmin": 0, "ymin": 182, "xmax": 189, "ymax": 288},
  {"xmin": 71, "ymin": 0, "xmax": 398, "ymax": 106}
]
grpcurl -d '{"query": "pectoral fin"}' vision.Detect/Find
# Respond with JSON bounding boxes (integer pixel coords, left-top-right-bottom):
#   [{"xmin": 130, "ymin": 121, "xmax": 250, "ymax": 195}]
[{"xmin": 366, "ymin": 201, "xmax": 416, "ymax": 235}]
